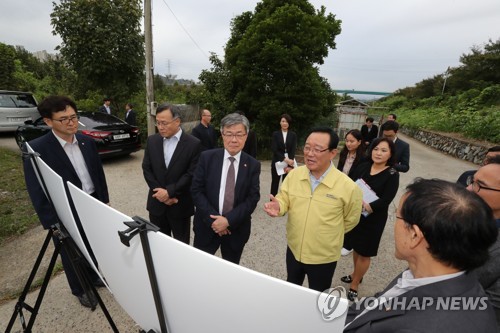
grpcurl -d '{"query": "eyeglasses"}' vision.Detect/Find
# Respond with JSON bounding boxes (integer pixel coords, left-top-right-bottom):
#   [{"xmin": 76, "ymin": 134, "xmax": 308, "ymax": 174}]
[
  {"xmin": 155, "ymin": 118, "xmax": 179, "ymax": 127},
  {"xmin": 52, "ymin": 115, "xmax": 80, "ymax": 125},
  {"xmin": 303, "ymin": 146, "xmax": 329, "ymax": 155},
  {"xmin": 466, "ymin": 176, "xmax": 500, "ymax": 193},
  {"xmin": 222, "ymin": 132, "xmax": 247, "ymax": 140}
]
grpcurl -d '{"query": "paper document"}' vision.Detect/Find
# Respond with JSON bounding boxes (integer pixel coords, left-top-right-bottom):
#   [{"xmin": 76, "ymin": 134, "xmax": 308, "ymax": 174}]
[
  {"xmin": 355, "ymin": 179, "xmax": 379, "ymax": 217},
  {"xmin": 275, "ymin": 159, "xmax": 298, "ymax": 176}
]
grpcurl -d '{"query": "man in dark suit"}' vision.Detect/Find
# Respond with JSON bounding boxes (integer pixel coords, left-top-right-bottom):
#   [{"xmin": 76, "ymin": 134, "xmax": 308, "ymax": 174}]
[
  {"xmin": 360, "ymin": 117, "xmax": 378, "ymax": 146},
  {"xmin": 191, "ymin": 113, "xmax": 261, "ymax": 264},
  {"xmin": 23, "ymin": 95, "xmax": 109, "ymax": 308},
  {"xmin": 142, "ymin": 103, "xmax": 201, "ymax": 244},
  {"xmin": 98, "ymin": 97, "xmax": 112, "ymax": 115},
  {"xmin": 381, "ymin": 120, "xmax": 410, "ymax": 172},
  {"xmin": 191, "ymin": 108, "xmax": 217, "ymax": 151},
  {"xmin": 124, "ymin": 102, "xmax": 137, "ymax": 126},
  {"xmin": 344, "ymin": 179, "xmax": 498, "ymax": 332}
]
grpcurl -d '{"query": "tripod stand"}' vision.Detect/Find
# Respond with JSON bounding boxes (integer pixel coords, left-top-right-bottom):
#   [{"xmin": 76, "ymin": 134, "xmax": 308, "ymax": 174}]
[{"xmin": 5, "ymin": 150, "xmax": 118, "ymax": 333}]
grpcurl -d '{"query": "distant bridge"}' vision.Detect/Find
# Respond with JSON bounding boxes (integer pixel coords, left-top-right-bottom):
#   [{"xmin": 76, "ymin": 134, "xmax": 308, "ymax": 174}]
[{"xmin": 334, "ymin": 89, "xmax": 392, "ymax": 96}]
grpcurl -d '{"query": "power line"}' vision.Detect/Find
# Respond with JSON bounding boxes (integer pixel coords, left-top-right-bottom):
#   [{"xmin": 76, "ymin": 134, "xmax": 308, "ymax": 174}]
[{"xmin": 159, "ymin": 0, "xmax": 208, "ymax": 59}]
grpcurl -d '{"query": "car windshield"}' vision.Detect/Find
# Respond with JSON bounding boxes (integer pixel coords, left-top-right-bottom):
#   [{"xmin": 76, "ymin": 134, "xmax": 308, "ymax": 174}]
[
  {"xmin": 78, "ymin": 112, "xmax": 125, "ymax": 128},
  {"xmin": 0, "ymin": 92, "xmax": 37, "ymax": 108}
]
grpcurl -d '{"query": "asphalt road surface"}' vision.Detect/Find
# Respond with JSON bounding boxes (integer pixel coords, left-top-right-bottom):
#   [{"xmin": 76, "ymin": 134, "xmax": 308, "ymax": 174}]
[{"xmin": 0, "ymin": 133, "xmax": 477, "ymax": 332}]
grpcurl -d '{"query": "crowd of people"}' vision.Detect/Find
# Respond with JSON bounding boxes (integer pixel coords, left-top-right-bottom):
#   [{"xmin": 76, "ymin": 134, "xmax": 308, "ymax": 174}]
[{"xmin": 22, "ymin": 96, "xmax": 500, "ymax": 331}]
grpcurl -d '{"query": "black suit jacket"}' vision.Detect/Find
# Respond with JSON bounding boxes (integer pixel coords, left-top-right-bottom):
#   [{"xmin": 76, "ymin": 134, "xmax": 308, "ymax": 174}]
[
  {"xmin": 23, "ymin": 132, "xmax": 109, "ymax": 229},
  {"xmin": 125, "ymin": 109, "xmax": 137, "ymax": 126},
  {"xmin": 142, "ymin": 131, "xmax": 201, "ymax": 218},
  {"xmin": 393, "ymin": 137, "xmax": 410, "ymax": 173},
  {"xmin": 361, "ymin": 124, "xmax": 379, "ymax": 144},
  {"xmin": 191, "ymin": 122, "xmax": 217, "ymax": 151},
  {"xmin": 191, "ymin": 149, "xmax": 261, "ymax": 250},
  {"xmin": 345, "ymin": 271, "xmax": 497, "ymax": 332},
  {"xmin": 243, "ymin": 130, "xmax": 257, "ymax": 158},
  {"xmin": 271, "ymin": 130, "xmax": 297, "ymax": 163},
  {"xmin": 98, "ymin": 105, "xmax": 111, "ymax": 114}
]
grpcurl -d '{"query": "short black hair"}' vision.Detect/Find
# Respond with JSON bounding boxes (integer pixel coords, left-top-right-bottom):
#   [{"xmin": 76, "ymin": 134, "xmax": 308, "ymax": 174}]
[
  {"xmin": 401, "ymin": 178, "xmax": 497, "ymax": 271},
  {"xmin": 368, "ymin": 137, "xmax": 396, "ymax": 166},
  {"xmin": 307, "ymin": 127, "xmax": 339, "ymax": 150},
  {"xmin": 389, "ymin": 113, "xmax": 397, "ymax": 120},
  {"xmin": 366, "ymin": 117, "xmax": 374, "ymax": 123},
  {"xmin": 280, "ymin": 113, "xmax": 292, "ymax": 124},
  {"xmin": 487, "ymin": 145, "xmax": 500, "ymax": 153},
  {"xmin": 126, "ymin": 103, "xmax": 133, "ymax": 108},
  {"xmin": 103, "ymin": 97, "xmax": 111, "ymax": 102},
  {"xmin": 488, "ymin": 155, "xmax": 500, "ymax": 164},
  {"xmin": 37, "ymin": 95, "xmax": 78, "ymax": 119},
  {"xmin": 381, "ymin": 120, "xmax": 399, "ymax": 132}
]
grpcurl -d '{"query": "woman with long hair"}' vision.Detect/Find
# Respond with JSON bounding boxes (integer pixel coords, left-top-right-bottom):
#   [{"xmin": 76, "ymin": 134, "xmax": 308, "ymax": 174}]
[
  {"xmin": 337, "ymin": 129, "xmax": 366, "ymax": 179},
  {"xmin": 270, "ymin": 114, "xmax": 297, "ymax": 196},
  {"xmin": 341, "ymin": 137, "xmax": 400, "ymax": 301}
]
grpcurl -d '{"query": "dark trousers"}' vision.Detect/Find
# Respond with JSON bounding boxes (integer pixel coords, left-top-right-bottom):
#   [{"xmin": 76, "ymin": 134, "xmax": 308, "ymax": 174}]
[
  {"xmin": 286, "ymin": 247, "xmax": 337, "ymax": 292},
  {"xmin": 270, "ymin": 162, "xmax": 288, "ymax": 196},
  {"xmin": 194, "ymin": 235, "xmax": 244, "ymax": 265},
  {"xmin": 150, "ymin": 213, "xmax": 191, "ymax": 244}
]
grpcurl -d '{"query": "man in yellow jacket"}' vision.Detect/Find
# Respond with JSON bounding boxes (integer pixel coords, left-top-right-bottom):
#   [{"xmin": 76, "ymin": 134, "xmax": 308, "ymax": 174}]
[{"xmin": 265, "ymin": 127, "xmax": 363, "ymax": 292}]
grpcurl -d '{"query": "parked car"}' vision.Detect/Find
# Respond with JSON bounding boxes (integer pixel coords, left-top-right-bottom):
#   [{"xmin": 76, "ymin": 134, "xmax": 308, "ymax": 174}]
[
  {"xmin": 0, "ymin": 90, "xmax": 40, "ymax": 132},
  {"xmin": 16, "ymin": 111, "xmax": 142, "ymax": 158}
]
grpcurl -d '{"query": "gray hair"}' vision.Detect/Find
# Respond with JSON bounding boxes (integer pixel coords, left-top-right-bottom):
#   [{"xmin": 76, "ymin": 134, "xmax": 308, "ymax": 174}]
[
  {"xmin": 220, "ymin": 113, "xmax": 249, "ymax": 133},
  {"xmin": 156, "ymin": 103, "xmax": 182, "ymax": 120}
]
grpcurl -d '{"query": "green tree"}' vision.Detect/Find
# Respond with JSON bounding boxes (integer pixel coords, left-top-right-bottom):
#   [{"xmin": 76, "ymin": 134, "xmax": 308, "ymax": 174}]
[
  {"xmin": 0, "ymin": 43, "xmax": 17, "ymax": 89},
  {"xmin": 200, "ymin": 0, "xmax": 341, "ymax": 141},
  {"xmin": 51, "ymin": 0, "xmax": 145, "ymax": 103}
]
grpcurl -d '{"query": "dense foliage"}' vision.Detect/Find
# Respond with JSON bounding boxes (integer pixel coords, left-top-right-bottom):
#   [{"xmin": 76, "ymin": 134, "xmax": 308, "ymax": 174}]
[
  {"xmin": 376, "ymin": 39, "xmax": 500, "ymax": 144},
  {"xmin": 200, "ymin": 0, "xmax": 341, "ymax": 142}
]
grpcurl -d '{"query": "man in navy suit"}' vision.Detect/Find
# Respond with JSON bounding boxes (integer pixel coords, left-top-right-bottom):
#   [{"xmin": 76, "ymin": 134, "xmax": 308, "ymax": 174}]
[
  {"xmin": 381, "ymin": 120, "xmax": 410, "ymax": 173},
  {"xmin": 360, "ymin": 117, "xmax": 378, "ymax": 146},
  {"xmin": 124, "ymin": 102, "xmax": 137, "ymax": 126},
  {"xmin": 98, "ymin": 97, "xmax": 112, "ymax": 115},
  {"xmin": 142, "ymin": 103, "xmax": 202, "ymax": 244},
  {"xmin": 191, "ymin": 108, "xmax": 217, "ymax": 151},
  {"xmin": 23, "ymin": 95, "xmax": 109, "ymax": 308},
  {"xmin": 191, "ymin": 113, "xmax": 261, "ymax": 264},
  {"xmin": 344, "ymin": 179, "xmax": 498, "ymax": 332}
]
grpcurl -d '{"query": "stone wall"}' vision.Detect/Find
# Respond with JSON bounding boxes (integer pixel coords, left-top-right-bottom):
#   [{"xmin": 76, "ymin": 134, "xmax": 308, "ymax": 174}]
[{"xmin": 400, "ymin": 128, "xmax": 491, "ymax": 165}]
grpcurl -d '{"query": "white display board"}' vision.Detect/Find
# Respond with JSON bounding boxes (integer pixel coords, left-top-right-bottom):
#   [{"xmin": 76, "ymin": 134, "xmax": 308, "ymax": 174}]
[
  {"xmin": 29, "ymin": 145, "xmax": 103, "ymax": 283},
  {"xmin": 149, "ymin": 232, "xmax": 348, "ymax": 333},
  {"xmin": 67, "ymin": 183, "xmax": 160, "ymax": 331}
]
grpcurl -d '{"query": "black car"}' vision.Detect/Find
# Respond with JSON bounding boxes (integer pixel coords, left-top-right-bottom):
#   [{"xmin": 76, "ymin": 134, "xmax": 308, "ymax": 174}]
[{"xmin": 16, "ymin": 111, "xmax": 141, "ymax": 158}]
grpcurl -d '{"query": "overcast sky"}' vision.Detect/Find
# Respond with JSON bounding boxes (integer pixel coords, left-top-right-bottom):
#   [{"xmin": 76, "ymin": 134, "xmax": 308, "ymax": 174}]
[{"xmin": 1, "ymin": 0, "xmax": 499, "ymax": 93}]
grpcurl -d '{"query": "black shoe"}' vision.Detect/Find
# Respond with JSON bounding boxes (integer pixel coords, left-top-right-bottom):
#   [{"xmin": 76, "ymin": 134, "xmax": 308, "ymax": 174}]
[
  {"xmin": 93, "ymin": 278, "xmax": 106, "ymax": 288},
  {"xmin": 77, "ymin": 293, "xmax": 98, "ymax": 308},
  {"xmin": 347, "ymin": 288, "xmax": 358, "ymax": 302},
  {"xmin": 340, "ymin": 275, "xmax": 363, "ymax": 284}
]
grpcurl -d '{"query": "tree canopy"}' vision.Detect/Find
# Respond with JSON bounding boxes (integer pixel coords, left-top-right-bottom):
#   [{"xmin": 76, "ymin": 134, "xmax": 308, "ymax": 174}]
[
  {"xmin": 51, "ymin": 0, "xmax": 145, "ymax": 102},
  {"xmin": 200, "ymin": 0, "xmax": 341, "ymax": 141}
]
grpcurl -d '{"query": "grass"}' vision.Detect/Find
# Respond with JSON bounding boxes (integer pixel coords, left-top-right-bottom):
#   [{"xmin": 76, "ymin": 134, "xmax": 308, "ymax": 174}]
[{"xmin": 0, "ymin": 147, "xmax": 39, "ymax": 245}]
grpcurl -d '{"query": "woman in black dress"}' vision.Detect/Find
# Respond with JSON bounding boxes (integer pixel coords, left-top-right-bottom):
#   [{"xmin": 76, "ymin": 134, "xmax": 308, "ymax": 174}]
[
  {"xmin": 341, "ymin": 137, "xmax": 399, "ymax": 301},
  {"xmin": 270, "ymin": 113, "xmax": 297, "ymax": 196}
]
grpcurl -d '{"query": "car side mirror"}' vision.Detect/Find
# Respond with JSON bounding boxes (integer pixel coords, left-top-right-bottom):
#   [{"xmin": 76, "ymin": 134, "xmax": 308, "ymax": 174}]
[{"xmin": 24, "ymin": 120, "xmax": 34, "ymax": 125}]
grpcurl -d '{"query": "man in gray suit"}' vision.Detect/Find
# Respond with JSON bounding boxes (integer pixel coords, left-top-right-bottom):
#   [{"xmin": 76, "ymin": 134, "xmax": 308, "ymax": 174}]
[
  {"xmin": 142, "ymin": 103, "xmax": 201, "ymax": 244},
  {"xmin": 344, "ymin": 178, "xmax": 498, "ymax": 332}
]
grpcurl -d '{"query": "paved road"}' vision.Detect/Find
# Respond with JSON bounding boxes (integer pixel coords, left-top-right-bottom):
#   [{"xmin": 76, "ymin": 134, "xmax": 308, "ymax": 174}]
[{"xmin": 0, "ymin": 133, "xmax": 477, "ymax": 332}]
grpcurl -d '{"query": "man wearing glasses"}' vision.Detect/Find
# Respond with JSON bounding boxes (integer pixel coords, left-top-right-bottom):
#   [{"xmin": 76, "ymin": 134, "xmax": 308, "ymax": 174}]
[
  {"xmin": 191, "ymin": 113, "xmax": 260, "ymax": 264},
  {"xmin": 457, "ymin": 146, "xmax": 500, "ymax": 187},
  {"xmin": 142, "ymin": 103, "xmax": 202, "ymax": 244},
  {"xmin": 23, "ymin": 95, "xmax": 109, "ymax": 308},
  {"xmin": 469, "ymin": 156, "xmax": 500, "ymax": 328},
  {"xmin": 264, "ymin": 127, "xmax": 362, "ymax": 291}
]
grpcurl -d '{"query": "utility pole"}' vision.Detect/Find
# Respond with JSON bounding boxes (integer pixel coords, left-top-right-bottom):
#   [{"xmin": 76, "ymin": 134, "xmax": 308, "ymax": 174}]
[
  {"xmin": 441, "ymin": 67, "xmax": 450, "ymax": 96},
  {"xmin": 144, "ymin": 0, "xmax": 155, "ymax": 136}
]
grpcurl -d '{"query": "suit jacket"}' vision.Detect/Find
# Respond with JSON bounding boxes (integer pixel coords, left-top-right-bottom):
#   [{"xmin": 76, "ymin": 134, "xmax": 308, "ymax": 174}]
[
  {"xmin": 191, "ymin": 149, "xmax": 261, "ymax": 250},
  {"xmin": 98, "ymin": 105, "xmax": 111, "ymax": 114},
  {"xmin": 125, "ymin": 109, "xmax": 137, "ymax": 126},
  {"xmin": 191, "ymin": 122, "xmax": 217, "ymax": 151},
  {"xmin": 361, "ymin": 124, "xmax": 379, "ymax": 144},
  {"xmin": 393, "ymin": 137, "xmax": 410, "ymax": 173},
  {"xmin": 271, "ymin": 130, "xmax": 297, "ymax": 163},
  {"xmin": 142, "ymin": 131, "xmax": 201, "ymax": 218},
  {"xmin": 243, "ymin": 130, "xmax": 257, "ymax": 158},
  {"xmin": 344, "ymin": 271, "xmax": 497, "ymax": 333},
  {"xmin": 23, "ymin": 131, "xmax": 109, "ymax": 229}
]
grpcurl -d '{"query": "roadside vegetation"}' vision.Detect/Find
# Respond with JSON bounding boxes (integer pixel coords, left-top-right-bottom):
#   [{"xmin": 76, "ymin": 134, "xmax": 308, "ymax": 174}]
[{"xmin": 0, "ymin": 148, "xmax": 38, "ymax": 245}]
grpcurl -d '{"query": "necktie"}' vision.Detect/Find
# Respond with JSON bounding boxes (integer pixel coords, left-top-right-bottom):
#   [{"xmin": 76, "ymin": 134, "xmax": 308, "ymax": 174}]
[{"xmin": 222, "ymin": 157, "xmax": 235, "ymax": 215}]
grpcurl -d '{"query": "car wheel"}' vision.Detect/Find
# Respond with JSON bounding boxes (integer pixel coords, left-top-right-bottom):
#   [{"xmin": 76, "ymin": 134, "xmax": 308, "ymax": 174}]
[{"xmin": 15, "ymin": 132, "xmax": 25, "ymax": 149}]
